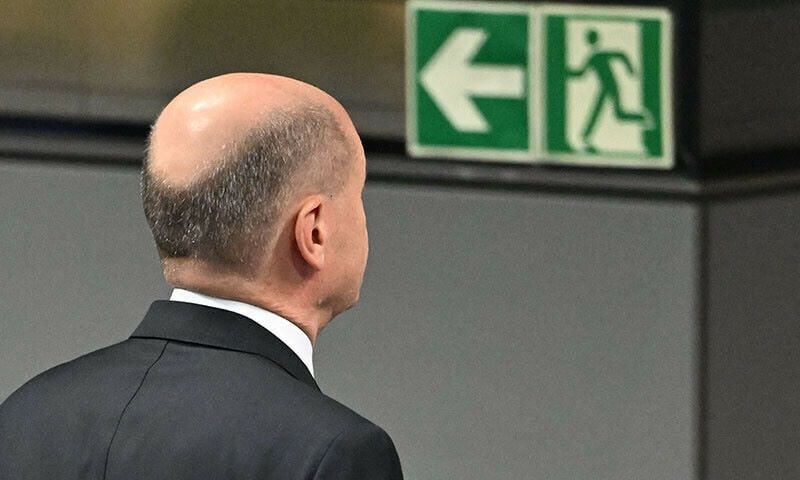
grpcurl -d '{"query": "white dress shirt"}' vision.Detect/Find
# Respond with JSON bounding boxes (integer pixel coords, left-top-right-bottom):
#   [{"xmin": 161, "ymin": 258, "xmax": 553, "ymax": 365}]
[{"xmin": 169, "ymin": 288, "xmax": 314, "ymax": 377}]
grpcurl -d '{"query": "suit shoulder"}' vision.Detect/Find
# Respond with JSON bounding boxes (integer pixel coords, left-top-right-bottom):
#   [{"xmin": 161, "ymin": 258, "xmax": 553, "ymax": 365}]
[
  {"xmin": 313, "ymin": 417, "xmax": 404, "ymax": 479},
  {"xmin": 1, "ymin": 338, "xmax": 165, "ymax": 416},
  {"xmin": 219, "ymin": 354, "xmax": 388, "ymax": 440},
  {"xmin": 200, "ymin": 348, "xmax": 367, "ymax": 425},
  {"xmin": 260, "ymin": 386, "xmax": 403, "ymax": 478},
  {"xmin": 309, "ymin": 389, "xmax": 380, "ymax": 431},
  {"xmin": 241, "ymin": 356, "xmax": 378, "ymax": 431}
]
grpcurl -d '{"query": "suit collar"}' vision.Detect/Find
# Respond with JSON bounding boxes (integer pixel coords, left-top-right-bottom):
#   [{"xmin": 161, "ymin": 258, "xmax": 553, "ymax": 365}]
[
  {"xmin": 168, "ymin": 289, "xmax": 314, "ymax": 377},
  {"xmin": 131, "ymin": 301, "xmax": 319, "ymax": 391}
]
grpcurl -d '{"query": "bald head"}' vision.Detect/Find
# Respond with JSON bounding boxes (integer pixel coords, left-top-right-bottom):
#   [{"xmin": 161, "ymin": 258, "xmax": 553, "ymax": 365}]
[
  {"xmin": 142, "ymin": 73, "xmax": 359, "ymax": 272},
  {"xmin": 148, "ymin": 73, "xmax": 354, "ymax": 188}
]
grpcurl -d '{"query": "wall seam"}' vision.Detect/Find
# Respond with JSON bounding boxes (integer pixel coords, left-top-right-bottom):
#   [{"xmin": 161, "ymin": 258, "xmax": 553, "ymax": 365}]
[{"xmin": 695, "ymin": 199, "xmax": 711, "ymax": 480}]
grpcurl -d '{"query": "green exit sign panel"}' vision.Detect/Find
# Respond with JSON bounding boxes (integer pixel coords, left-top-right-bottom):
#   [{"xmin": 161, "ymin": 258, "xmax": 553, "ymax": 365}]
[
  {"xmin": 408, "ymin": 2, "xmax": 533, "ymax": 161},
  {"xmin": 406, "ymin": 1, "xmax": 674, "ymax": 169}
]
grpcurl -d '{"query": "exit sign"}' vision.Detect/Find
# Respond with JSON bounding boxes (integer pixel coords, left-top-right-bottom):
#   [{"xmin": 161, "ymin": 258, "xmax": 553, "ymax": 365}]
[{"xmin": 406, "ymin": 1, "xmax": 674, "ymax": 169}]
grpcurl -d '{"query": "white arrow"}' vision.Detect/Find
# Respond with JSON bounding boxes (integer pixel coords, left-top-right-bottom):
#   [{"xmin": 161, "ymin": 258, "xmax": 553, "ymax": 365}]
[{"xmin": 420, "ymin": 28, "xmax": 525, "ymax": 133}]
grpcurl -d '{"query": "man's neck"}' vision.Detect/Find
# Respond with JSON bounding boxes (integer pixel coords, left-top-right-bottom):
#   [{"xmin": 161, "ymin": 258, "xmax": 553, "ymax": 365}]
[
  {"xmin": 163, "ymin": 263, "xmax": 329, "ymax": 345},
  {"xmin": 169, "ymin": 288, "xmax": 316, "ymax": 377}
]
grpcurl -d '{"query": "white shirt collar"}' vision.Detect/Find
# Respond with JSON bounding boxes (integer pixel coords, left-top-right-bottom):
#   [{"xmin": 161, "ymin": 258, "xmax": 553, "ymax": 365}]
[{"xmin": 169, "ymin": 288, "xmax": 314, "ymax": 377}]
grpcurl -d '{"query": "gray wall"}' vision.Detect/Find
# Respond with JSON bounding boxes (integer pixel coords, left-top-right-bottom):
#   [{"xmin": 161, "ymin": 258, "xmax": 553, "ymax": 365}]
[
  {"xmin": 1, "ymin": 160, "xmax": 699, "ymax": 479},
  {"xmin": 0, "ymin": 161, "xmax": 168, "ymax": 392},
  {"xmin": 320, "ymin": 183, "xmax": 700, "ymax": 480},
  {"xmin": 706, "ymin": 193, "xmax": 800, "ymax": 480}
]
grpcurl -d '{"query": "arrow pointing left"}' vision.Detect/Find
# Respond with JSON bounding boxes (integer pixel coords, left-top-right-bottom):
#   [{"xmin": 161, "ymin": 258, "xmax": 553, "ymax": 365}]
[{"xmin": 420, "ymin": 28, "xmax": 526, "ymax": 133}]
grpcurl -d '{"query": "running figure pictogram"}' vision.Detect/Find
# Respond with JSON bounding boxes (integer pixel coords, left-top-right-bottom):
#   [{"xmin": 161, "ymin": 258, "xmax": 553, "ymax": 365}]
[{"xmin": 569, "ymin": 29, "xmax": 653, "ymax": 153}]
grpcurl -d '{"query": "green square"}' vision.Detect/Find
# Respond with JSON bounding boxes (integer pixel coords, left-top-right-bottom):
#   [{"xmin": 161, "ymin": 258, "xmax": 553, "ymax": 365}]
[
  {"xmin": 407, "ymin": 1, "xmax": 532, "ymax": 161},
  {"xmin": 541, "ymin": 6, "xmax": 673, "ymax": 168}
]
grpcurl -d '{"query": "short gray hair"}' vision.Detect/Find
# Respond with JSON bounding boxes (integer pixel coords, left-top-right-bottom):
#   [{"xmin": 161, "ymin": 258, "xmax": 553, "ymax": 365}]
[{"xmin": 141, "ymin": 104, "xmax": 351, "ymax": 273}]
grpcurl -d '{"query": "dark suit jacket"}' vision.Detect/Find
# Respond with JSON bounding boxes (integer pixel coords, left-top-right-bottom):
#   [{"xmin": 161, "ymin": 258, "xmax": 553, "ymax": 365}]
[{"xmin": 0, "ymin": 301, "xmax": 403, "ymax": 479}]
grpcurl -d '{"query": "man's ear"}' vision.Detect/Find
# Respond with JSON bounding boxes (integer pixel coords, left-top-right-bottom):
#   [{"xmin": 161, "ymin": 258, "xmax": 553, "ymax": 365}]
[{"xmin": 294, "ymin": 195, "xmax": 326, "ymax": 271}]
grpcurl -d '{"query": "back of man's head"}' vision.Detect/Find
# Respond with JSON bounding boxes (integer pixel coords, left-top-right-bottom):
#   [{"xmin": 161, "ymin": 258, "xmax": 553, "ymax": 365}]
[
  {"xmin": 142, "ymin": 104, "xmax": 348, "ymax": 272},
  {"xmin": 139, "ymin": 73, "xmax": 369, "ymax": 340}
]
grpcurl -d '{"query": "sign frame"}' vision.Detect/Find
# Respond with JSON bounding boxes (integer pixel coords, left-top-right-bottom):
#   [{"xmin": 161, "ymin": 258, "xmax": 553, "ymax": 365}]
[{"xmin": 406, "ymin": 0, "xmax": 675, "ymax": 170}]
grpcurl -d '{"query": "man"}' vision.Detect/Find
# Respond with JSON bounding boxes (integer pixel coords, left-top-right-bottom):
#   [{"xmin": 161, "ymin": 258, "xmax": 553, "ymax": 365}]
[{"xmin": 0, "ymin": 73, "xmax": 403, "ymax": 479}]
